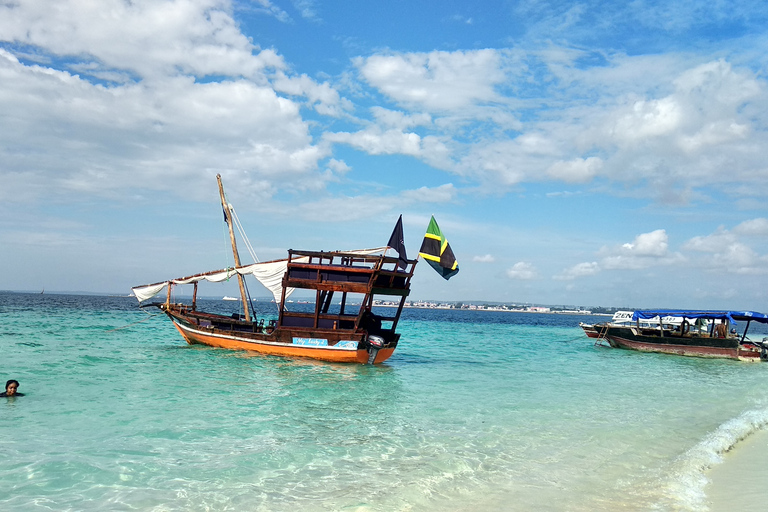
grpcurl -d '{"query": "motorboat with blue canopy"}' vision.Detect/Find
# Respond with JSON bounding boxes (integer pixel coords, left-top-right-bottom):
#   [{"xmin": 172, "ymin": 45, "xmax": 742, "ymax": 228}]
[
  {"xmin": 599, "ymin": 309, "xmax": 768, "ymax": 361},
  {"xmin": 632, "ymin": 310, "xmax": 768, "ymax": 324}
]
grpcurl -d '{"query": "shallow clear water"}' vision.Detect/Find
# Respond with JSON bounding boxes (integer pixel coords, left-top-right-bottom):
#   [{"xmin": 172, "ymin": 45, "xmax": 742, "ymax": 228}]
[{"xmin": 3, "ymin": 292, "xmax": 768, "ymax": 511}]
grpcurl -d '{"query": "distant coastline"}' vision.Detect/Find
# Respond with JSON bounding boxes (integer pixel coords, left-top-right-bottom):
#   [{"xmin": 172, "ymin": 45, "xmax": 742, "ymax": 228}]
[
  {"xmin": 374, "ymin": 300, "xmax": 611, "ymax": 316},
  {"xmin": 0, "ymin": 290, "xmax": 617, "ymax": 316}
]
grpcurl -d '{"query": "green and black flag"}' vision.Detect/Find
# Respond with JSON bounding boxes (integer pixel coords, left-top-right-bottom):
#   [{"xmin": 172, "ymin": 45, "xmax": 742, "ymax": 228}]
[{"xmin": 418, "ymin": 216, "xmax": 459, "ymax": 280}]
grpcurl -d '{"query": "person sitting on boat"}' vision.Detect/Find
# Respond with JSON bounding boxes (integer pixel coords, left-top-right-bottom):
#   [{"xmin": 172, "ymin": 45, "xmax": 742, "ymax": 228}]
[
  {"xmin": 360, "ymin": 309, "xmax": 382, "ymax": 334},
  {"xmin": 0, "ymin": 379, "xmax": 24, "ymax": 397},
  {"xmin": 714, "ymin": 321, "xmax": 729, "ymax": 338}
]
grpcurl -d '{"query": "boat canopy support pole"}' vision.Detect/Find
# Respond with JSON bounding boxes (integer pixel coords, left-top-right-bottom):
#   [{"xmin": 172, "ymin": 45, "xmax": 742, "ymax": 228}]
[
  {"xmin": 192, "ymin": 282, "xmax": 198, "ymax": 311},
  {"xmin": 391, "ymin": 259, "xmax": 416, "ymax": 332},
  {"xmin": 741, "ymin": 320, "xmax": 751, "ymax": 343},
  {"xmin": 217, "ymin": 173, "xmax": 251, "ymax": 322},
  {"xmin": 322, "ymin": 291, "xmax": 334, "ymax": 313},
  {"xmin": 314, "ymin": 289, "xmax": 322, "ymax": 328}
]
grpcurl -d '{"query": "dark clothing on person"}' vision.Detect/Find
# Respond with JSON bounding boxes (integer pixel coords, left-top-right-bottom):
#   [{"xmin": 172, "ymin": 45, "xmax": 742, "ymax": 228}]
[{"xmin": 0, "ymin": 392, "xmax": 24, "ymax": 397}]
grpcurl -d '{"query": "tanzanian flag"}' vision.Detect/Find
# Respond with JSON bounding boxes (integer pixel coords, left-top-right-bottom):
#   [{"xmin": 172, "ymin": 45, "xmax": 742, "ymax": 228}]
[{"xmin": 418, "ymin": 216, "xmax": 459, "ymax": 280}]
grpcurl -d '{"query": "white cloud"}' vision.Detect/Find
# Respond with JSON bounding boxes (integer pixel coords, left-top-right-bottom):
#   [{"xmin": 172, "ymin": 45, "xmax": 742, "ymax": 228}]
[
  {"xmin": 546, "ymin": 156, "xmax": 603, "ymax": 183},
  {"xmin": 611, "ymin": 97, "xmax": 682, "ymax": 142},
  {"xmin": 250, "ymin": 0, "xmax": 292, "ymax": 23},
  {"xmin": 326, "ymin": 159, "xmax": 351, "ymax": 175},
  {"xmin": 623, "ymin": 229, "xmax": 668, "ymax": 256},
  {"xmin": 395, "ymin": 51, "xmax": 768, "ymax": 197},
  {"xmin": 0, "ymin": 1, "xmax": 347, "ymax": 205},
  {"xmin": 272, "ymin": 72, "xmax": 350, "ymax": 116},
  {"xmin": 683, "ymin": 228, "xmax": 736, "ymax": 253},
  {"xmin": 677, "ymin": 120, "xmax": 749, "ymax": 152},
  {"xmin": 734, "ymin": 218, "xmax": 768, "ymax": 237},
  {"xmin": 400, "ymin": 183, "xmax": 457, "ymax": 204},
  {"xmin": 324, "ymin": 128, "xmax": 423, "ymax": 156},
  {"xmin": 370, "ymin": 107, "xmax": 432, "ymax": 130},
  {"xmin": 592, "ymin": 59, "xmax": 768, "ymax": 189},
  {"xmin": 0, "ymin": 0, "xmax": 284, "ymax": 81},
  {"xmin": 553, "ymin": 262, "xmax": 600, "ymax": 280},
  {"xmin": 473, "ymin": 254, "xmax": 495, "ymax": 263},
  {"xmin": 673, "ymin": 60, "xmax": 761, "ymax": 107},
  {"xmin": 457, "ymin": 134, "xmax": 556, "ymax": 186},
  {"xmin": 356, "ymin": 49, "xmax": 507, "ymax": 111},
  {"xmin": 5, "ymin": 2, "xmax": 768, "ymax": 210},
  {"xmin": 0, "ymin": 57, "xmax": 328, "ymax": 203},
  {"xmin": 711, "ymin": 243, "xmax": 762, "ymax": 272},
  {"xmin": 507, "ymin": 261, "xmax": 538, "ymax": 280},
  {"xmin": 682, "ymin": 223, "xmax": 768, "ymax": 275},
  {"xmin": 350, "ymin": 47, "xmax": 768, "ymax": 202},
  {"xmin": 600, "ymin": 229, "xmax": 685, "ymax": 270},
  {"xmin": 447, "ymin": 15, "xmax": 473, "ymax": 25},
  {"xmin": 292, "ymin": 0, "xmax": 320, "ymax": 21},
  {"xmin": 288, "ymin": 194, "xmax": 395, "ymax": 221}
]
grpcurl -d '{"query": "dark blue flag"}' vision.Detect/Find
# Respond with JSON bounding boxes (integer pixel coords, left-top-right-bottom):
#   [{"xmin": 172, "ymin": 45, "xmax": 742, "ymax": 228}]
[{"xmin": 387, "ymin": 215, "xmax": 408, "ymax": 269}]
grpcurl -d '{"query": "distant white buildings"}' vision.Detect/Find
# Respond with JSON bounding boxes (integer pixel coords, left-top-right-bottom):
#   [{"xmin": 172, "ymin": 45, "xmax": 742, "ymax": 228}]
[
  {"xmin": 370, "ymin": 300, "xmax": 592, "ymax": 314},
  {"xmin": 370, "ymin": 299, "xmax": 592, "ymax": 315}
]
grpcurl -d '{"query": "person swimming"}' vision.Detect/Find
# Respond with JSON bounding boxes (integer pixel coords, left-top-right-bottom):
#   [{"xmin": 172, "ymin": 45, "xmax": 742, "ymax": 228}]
[{"xmin": 0, "ymin": 379, "xmax": 24, "ymax": 397}]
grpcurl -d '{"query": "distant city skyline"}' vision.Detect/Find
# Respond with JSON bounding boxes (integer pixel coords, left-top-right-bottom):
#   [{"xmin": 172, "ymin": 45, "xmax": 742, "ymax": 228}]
[
  {"xmin": 0, "ymin": 290, "xmax": 657, "ymax": 315},
  {"xmin": 3, "ymin": 1, "xmax": 768, "ymax": 310}
]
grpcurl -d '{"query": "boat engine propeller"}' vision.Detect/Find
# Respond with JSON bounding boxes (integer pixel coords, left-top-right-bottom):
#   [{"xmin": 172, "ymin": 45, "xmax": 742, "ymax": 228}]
[{"xmin": 366, "ymin": 334, "xmax": 385, "ymax": 365}]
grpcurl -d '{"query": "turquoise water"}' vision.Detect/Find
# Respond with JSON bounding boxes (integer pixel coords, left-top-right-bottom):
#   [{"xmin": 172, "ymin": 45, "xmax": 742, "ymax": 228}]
[{"xmin": 3, "ymin": 292, "xmax": 768, "ymax": 511}]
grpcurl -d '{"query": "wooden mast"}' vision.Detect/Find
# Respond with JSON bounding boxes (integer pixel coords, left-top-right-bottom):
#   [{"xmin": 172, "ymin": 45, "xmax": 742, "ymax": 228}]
[{"xmin": 216, "ymin": 174, "xmax": 251, "ymax": 322}]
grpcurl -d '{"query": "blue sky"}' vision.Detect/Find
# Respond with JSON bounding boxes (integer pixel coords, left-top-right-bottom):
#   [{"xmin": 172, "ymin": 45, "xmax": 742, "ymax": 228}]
[{"xmin": 2, "ymin": 0, "xmax": 768, "ymax": 310}]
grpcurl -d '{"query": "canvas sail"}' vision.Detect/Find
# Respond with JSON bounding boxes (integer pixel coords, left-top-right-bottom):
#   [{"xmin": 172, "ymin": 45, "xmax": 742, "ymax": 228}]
[
  {"xmin": 132, "ymin": 248, "xmax": 389, "ymax": 304},
  {"xmin": 132, "ymin": 258, "xmax": 305, "ymax": 304}
]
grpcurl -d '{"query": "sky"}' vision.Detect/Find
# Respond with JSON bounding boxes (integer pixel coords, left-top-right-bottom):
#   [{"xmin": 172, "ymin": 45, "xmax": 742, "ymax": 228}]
[{"xmin": 2, "ymin": 0, "xmax": 768, "ymax": 310}]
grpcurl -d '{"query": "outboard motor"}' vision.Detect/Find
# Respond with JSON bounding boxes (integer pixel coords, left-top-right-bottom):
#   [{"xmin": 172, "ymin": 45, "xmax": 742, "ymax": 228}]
[
  {"xmin": 366, "ymin": 335, "xmax": 385, "ymax": 365},
  {"xmin": 762, "ymin": 338, "xmax": 768, "ymax": 362}
]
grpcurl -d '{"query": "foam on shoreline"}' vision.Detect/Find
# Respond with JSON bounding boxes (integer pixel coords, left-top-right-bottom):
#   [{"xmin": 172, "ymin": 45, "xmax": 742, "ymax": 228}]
[
  {"xmin": 706, "ymin": 426, "xmax": 768, "ymax": 511},
  {"xmin": 660, "ymin": 408, "xmax": 768, "ymax": 510}
]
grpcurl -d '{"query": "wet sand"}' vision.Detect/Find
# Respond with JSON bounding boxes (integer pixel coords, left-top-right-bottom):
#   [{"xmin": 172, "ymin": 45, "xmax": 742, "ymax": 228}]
[{"xmin": 706, "ymin": 428, "xmax": 768, "ymax": 511}]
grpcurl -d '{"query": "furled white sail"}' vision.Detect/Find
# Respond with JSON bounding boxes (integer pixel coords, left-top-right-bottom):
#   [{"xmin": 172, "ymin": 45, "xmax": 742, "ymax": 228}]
[
  {"xmin": 239, "ymin": 257, "xmax": 309, "ymax": 303},
  {"xmin": 132, "ymin": 248, "xmax": 388, "ymax": 305},
  {"xmin": 132, "ymin": 282, "xmax": 169, "ymax": 302}
]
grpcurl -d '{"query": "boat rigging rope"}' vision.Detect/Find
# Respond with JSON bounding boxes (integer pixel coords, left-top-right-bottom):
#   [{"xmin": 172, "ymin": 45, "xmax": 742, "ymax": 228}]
[
  {"xmin": 218, "ymin": 192, "xmax": 259, "ymax": 315},
  {"xmin": 229, "ymin": 205, "xmax": 260, "ymax": 263},
  {"xmin": 217, "ymin": 190, "xmax": 258, "ymax": 316}
]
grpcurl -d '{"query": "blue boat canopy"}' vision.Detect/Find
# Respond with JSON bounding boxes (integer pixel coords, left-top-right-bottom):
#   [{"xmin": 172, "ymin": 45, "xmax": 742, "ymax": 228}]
[{"xmin": 632, "ymin": 310, "xmax": 768, "ymax": 324}]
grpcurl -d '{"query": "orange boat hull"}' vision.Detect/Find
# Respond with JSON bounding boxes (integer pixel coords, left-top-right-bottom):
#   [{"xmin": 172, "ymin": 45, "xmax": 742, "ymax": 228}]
[{"xmin": 171, "ymin": 318, "xmax": 395, "ymax": 364}]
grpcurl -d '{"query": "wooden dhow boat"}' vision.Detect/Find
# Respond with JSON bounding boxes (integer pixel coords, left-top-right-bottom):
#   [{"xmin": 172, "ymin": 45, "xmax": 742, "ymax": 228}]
[
  {"xmin": 132, "ymin": 175, "xmax": 417, "ymax": 365},
  {"xmin": 601, "ymin": 309, "xmax": 768, "ymax": 361}
]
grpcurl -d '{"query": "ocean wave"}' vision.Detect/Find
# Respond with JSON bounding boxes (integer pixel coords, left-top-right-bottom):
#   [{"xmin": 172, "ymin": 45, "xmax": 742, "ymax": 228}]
[{"xmin": 660, "ymin": 407, "xmax": 768, "ymax": 511}]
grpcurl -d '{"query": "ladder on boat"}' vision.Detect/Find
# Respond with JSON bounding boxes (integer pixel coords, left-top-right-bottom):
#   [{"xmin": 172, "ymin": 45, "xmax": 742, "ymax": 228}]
[{"xmin": 593, "ymin": 324, "xmax": 611, "ymax": 346}]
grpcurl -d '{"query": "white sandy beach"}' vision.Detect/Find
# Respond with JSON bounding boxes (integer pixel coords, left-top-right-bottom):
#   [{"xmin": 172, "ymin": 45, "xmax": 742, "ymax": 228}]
[{"xmin": 706, "ymin": 428, "xmax": 768, "ymax": 511}]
